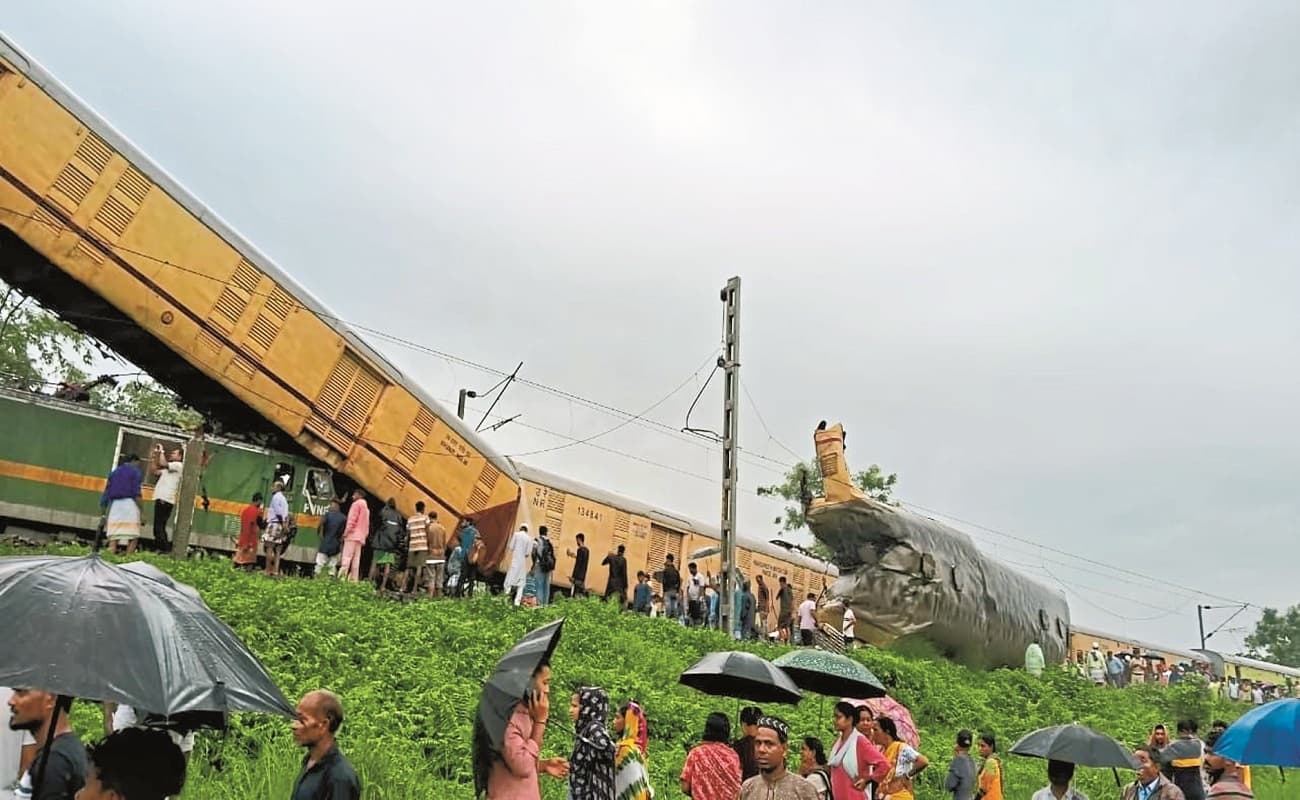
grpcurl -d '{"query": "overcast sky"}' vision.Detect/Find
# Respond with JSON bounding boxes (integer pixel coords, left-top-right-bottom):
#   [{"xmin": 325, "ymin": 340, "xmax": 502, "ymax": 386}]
[{"xmin": 7, "ymin": 2, "xmax": 1298, "ymax": 653}]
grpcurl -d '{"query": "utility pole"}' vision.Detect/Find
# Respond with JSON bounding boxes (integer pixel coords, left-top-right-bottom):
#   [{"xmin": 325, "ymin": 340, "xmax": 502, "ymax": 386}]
[
  {"xmin": 719, "ymin": 277, "xmax": 741, "ymax": 637},
  {"xmin": 170, "ymin": 425, "xmax": 205, "ymax": 559},
  {"xmin": 1198, "ymin": 605, "xmax": 1208, "ymax": 651}
]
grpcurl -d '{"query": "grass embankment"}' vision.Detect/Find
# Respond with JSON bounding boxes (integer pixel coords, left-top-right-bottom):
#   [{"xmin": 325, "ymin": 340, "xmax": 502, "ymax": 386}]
[{"xmin": 22, "ymin": 547, "xmax": 1285, "ymax": 799}]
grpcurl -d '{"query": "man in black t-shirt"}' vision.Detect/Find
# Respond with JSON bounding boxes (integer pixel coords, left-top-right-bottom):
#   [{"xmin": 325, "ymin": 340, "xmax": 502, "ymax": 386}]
[
  {"xmin": 601, "ymin": 544, "xmax": 629, "ymax": 608},
  {"xmin": 81, "ymin": 727, "xmax": 186, "ymax": 800},
  {"xmin": 566, "ymin": 533, "xmax": 590, "ymax": 597},
  {"xmin": 8, "ymin": 687, "xmax": 87, "ymax": 800},
  {"xmin": 291, "ymin": 690, "xmax": 360, "ymax": 800},
  {"xmin": 661, "ymin": 554, "xmax": 682, "ymax": 621}
]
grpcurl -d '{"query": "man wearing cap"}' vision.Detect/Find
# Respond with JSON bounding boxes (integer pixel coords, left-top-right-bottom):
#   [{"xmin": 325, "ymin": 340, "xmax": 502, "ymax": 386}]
[
  {"xmin": 1085, "ymin": 643, "xmax": 1106, "ymax": 686},
  {"xmin": 740, "ymin": 716, "xmax": 818, "ymax": 799}
]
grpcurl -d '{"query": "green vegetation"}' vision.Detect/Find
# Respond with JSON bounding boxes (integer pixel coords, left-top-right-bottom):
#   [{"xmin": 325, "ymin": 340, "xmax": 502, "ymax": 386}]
[
  {"xmin": 1247, "ymin": 605, "xmax": 1300, "ymax": 669},
  {"xmin": 757, "ymin": 457, "xmax": 898, "ymax": 539},
  {"xmin": 13, "ymin": 546, "xmax": 1282, "ymax": 799}
]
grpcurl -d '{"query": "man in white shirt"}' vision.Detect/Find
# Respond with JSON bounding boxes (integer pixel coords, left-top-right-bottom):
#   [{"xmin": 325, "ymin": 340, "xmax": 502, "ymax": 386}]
[
  {"xmin": 0, "ymin": 688, "xmax": 35, "ymax": 800},
  {"xmin": 842, "ymin": 606, "xmax": 857, "ymax": 650},
  {"xmin": 798, "ymin": 593, "xmax": 818, "ymax": 646},
  {"xmin": 1031, "ymin": 759, "xmax": 1089, "ymax": 800},
  {"xmin": 150, "ymin": 444, "xmax": 183, "ymax": 553},
  {"xmin": 685, "ymin": 562, "xmax": 707, "ymax": 626},
  {"xmin": 503, "ymin": 525, "xmax": 533, "ymax": 606}
]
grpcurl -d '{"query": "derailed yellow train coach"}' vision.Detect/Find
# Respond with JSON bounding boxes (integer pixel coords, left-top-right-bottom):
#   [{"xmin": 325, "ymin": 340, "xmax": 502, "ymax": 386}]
[{"xmin": 0, "ymin": 35, "xmax": 521, "ymax": 550}]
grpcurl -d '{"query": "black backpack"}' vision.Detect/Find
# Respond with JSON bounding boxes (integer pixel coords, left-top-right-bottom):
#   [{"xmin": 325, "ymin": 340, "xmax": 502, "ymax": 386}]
[{"xmin": 535, "ymin": 537, "xmax": 556, "ymax": 573}]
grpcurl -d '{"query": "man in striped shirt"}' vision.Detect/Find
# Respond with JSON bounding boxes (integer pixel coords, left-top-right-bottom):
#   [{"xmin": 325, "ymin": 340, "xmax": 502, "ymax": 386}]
[{"xmin": 404, "ymin": 501, "xmax": 430, "ymax": 597}]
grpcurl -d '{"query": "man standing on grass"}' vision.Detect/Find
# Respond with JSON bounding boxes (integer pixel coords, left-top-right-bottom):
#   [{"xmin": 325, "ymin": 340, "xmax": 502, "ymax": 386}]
[
  {"xmin": 339, "ymin": 489, "xmax": 369, "ymax": 582},
  {"xmin": 566, "ymin": 533, "xmax": 590, "ymax": 598},
  {"xmin": 149, "ymin": 443, "xmax": 183, "ymax": 553},
  {"xmin": 739, "ymin": 716, "xmax": 817, "ymax": 800},
  {"xmin": 426, "ymin": 511, "xmax": 447, "ymax": 597},
  {"xmin": 777, "ymin": 576, "xmax": 794, "ymax": 643},
  {"xmin": 290, "ymin": 690, "xmax": 360, "ymax": 800},
  {"xmin": 531, "ymin": 526, "xmax": 556, "ymax": 607},
  {"xmin": 602, "ymin": 544, "xmax": 629, "ymax": 609},
  {"xmin": 315, "ymin": 500, "xmax": 346, "ymax": 578},
  {"xmin": 459, "ymin": 518, "xmax": 481, "ymax": 598},
  {"xmin": 661, "ymin": 554, "xmax": 681, "ymax": 622},
  {"xmin": 403, "ymin": 501, "xmax": 431, "ymax": 596},
  {"xmin": 686, "ymin": 562, "xmax": 706, "ymax": 626},
  {"xmin": 798, "ymin": 592, "xmax": 818, "ymax": 646}
]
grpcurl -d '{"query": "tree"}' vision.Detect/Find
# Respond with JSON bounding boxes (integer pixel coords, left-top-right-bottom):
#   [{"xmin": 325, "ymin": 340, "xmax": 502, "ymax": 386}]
[
  {"xmin": 1244, "ymin": 605, "xmax": 1300, "ymax": 668},
  {"xmin": 0, "ymin": 279, "xmax": 199, "ymax": 428},
  {"xmin": 757, "ymin": 458, "xmax": 899, "ymax": 532},
  {"xmin": 0, "ymin": 280, "xmax": 97, "ymax": 390}
]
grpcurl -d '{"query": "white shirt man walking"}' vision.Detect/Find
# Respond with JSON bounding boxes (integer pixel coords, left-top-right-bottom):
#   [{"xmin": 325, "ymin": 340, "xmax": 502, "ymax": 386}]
[{"xmin": 503, "ymin": 525, "xmax": 533, "ymax": 606}]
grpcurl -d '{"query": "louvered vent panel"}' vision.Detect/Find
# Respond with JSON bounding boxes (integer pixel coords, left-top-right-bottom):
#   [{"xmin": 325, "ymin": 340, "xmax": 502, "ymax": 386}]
[
  {"xmin": 398, "ymin": 432, "xmax": 422, "ymax": 465},
  {"xmin": 316, "ymin": 358, "xmax": 356, "ymax": 416},
  {"xmin": 245, "ymin": 314, "xmax": 279, "ymax": 356},
  {"xmin": 476, "ymin": 462, "xmax": 501, "ymax": 494},
  {"xmin": 226, "ymin": 355, "xmax": 255, "ymax": 382},
  {"xmin": 208, "ymin": 288, "xmax": 246, "ymax": 334},
  {"xmin": 739, "ymin": 550, "xmax": 754, "ymax": 577},
  {"xmin": 614, "ymin": 513, "xmax": 630, "ymax": 533},
  {"xmin": 818, "ymin": 452, "xmax": 840, "ymax": 480},
  {"xmin": 546, "ymin": 492, "xmax": 566, "ymax": 516},
  {"xmin": 73, "ymin": 239, "xmax": 105, "ymax": 264},
  {"xmin": 230, "ymin": 260, "xmax": 261, "ymax": 293},
  {"xmin": 29, "ymin": 206, "xmax": 60, "ymax": 232},
  {"xmin": 264, "ymin": 286, "xmax": 293, "ymax": 320},
  {"xmin": 116, "ymin": 167, "xmax": 151, "ymax": 205},
  {"xmin": 467, "ymin": 485, "xmax": 490, "ymax": 512},
  {"xmin": 196, "ymin": 329, "xmax": 223, "ymax": 359},
  {"xmin": 665, "ymin": 530, "xmax": 684, "ymax": 564},
  {"xmin": 92, "ymin": 194, "xmax": 133, "ymax": 237},
  {"xmin": 336, "ymin": 367, "xmax": 382, "ymax": 435},
  {"xmin": 648, "ymin": 528, "xmax": 668, "ymax": 569},
  {"xmin": 50, "ymin": 165, "xmax": 93, "ymax": 209},
  {"xmin": 383, "ymin": 468, "xmax": 408, "ymax": 492},
  {"xmin": 412, "ymin": 408, "xmax": 435, "ymax": 436},
  {"xmin": 305, "ymin": 414, "xmax": 353, "ymax": 455},
  {"xmin": 75, "ymin": 134, "xmax": 112, "ymax": 173}
]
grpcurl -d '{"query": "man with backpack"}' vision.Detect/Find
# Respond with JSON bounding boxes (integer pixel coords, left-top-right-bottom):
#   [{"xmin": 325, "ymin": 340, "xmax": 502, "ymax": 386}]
[
  {"xmin": 531, "ymin": 526, "xmax": 556, "ymax": 606},
  {"xmin": 458, "ymin": 518, "xmax": 482, "ymax": 598}
]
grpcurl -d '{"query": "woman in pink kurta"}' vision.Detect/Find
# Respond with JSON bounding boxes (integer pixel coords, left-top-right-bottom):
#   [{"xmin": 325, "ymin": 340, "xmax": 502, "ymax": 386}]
[
  {"xmin": 339, "ymin": 489, "xmax": 370, "ymax": 581},
  {"xmin": 483, "ymin": 664, "xmax": 568, "ymax": 800}
]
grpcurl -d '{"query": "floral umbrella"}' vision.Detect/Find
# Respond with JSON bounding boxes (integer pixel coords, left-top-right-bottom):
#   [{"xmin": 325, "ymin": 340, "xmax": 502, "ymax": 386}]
[
  {"xmin": 773, "ymin": 649, "xmax": 887, "ymax": 698},
  {"xmin": 843, "ymin": 695, "xmax": 920, "ymax": 749}
]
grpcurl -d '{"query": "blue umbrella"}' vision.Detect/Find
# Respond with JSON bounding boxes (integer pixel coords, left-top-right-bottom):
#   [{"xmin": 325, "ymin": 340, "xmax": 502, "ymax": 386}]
[{"xmin": 1214, "ymin": 699, "xmax": 1300, "ymax": 766}]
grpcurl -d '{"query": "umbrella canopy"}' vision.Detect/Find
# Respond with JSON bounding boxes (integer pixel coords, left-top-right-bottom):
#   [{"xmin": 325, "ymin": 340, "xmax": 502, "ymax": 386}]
[
  {"xmin": 1214, "ymin": 699, "xmax": 1300, "ymax": 766},
  {"xmin": 119, "ymin": 560, "xmax": 204, "ymax": 603},
  {"xmin": 773, "ymin": 649, "xmax": 886, "ymax": 698},
  {"xmin": 680, "ymin": 651, "xmax": 802, "ymax": 705},
  {"xmin": 843, "ymin": 695, "xmax": 920, "ymax": 748},
  {"xmin": 1010, "ymin": 724, "xmax": 1139, "ymax": 769},
  {"xmin": 0, "ymin": 554, "xmax": 293, "ymax": 717},
  {"xmin": 473, "ymin": 619, "xmax": 565, "ymax": 797}
]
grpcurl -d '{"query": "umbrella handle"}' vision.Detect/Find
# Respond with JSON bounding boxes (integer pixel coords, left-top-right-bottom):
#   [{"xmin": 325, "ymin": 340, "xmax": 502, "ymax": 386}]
[
  {"xmin": 1112, "ymin": 768, "xmax": 1120, "ymax": 787},
  {"xmin": 32, "ymin": 694, "xmax": 72, "ymax": 799}
]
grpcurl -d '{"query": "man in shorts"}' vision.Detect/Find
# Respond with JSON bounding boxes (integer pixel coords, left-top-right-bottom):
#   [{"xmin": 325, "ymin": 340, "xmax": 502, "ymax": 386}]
[{"xmin": 404, "ymin": 501, "xmax": 431, "ymax": 597}]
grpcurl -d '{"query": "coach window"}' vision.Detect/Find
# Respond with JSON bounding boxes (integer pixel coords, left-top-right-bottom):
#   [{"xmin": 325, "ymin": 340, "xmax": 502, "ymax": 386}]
[
  {"xmin": 303, "ymin": 468, "xmax": 335, "ymax": 513},
  {"xmin": 272, "ymin": 462, "xmax": 295, "ymax": 492},
  {"xmin": 1038, "ymin": 609, "xmax": 1049, "ymax": 631},
  {"xmin": 1056, "ymin": 618, "xmax": 1066, "ymax": 639},
  {"xmin": 949, "ymin": 564, "xmax": 962, "ymax": 592},
  {"xmin": 115, "ymin": 430, "xmax": 182, "ymax": 487}
]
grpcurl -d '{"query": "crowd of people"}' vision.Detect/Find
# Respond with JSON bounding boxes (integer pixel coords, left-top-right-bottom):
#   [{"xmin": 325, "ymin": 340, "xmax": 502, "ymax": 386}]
[{"xmin": 1072, "ymin": 642, "xmax": 1295, "ymax": 704}]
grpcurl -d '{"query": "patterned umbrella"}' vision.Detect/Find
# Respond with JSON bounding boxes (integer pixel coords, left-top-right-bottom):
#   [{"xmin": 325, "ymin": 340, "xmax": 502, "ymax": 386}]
[
  {"xmin": 843, "ymin": 695, "xmax": 920, "ymax": 749},
  {"xmin": 773, "ymin": 649, "xmax": 887, "ymax": 698}
]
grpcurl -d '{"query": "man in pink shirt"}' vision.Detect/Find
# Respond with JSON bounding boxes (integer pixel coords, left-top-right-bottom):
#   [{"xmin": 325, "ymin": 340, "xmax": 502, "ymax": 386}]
[
  {"xmin": 486, "ymin": 663, "xmax": 568, "ymax": 799},
  {"xmin": 339, "ymin": 489, "xmax": 370, "ymax": 582}
]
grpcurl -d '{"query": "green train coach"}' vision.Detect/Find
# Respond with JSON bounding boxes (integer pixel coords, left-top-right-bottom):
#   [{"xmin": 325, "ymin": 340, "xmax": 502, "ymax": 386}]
[{"xmin": 0, "ymin": 387, "xmax": 336, "ymax": 562}]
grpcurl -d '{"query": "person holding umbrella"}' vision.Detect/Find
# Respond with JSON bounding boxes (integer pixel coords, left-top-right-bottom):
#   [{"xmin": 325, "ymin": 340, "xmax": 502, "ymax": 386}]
[
  {"xmin": 482, "ymin": 663, "xmax": 568, "ymax": 799},
  {"xmin": 1029, "ymin": 760, "xmax": 1089, "ymax": 800},
  {"xmin": 7, "ymin": 688, "xmax": 85, "ymax": 800}
]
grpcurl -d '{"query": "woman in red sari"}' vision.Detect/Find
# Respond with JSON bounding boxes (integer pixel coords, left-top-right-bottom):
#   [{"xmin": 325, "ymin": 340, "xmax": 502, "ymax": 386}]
[{"xmin": 234, "ymin": 492, "xmax": 263, "ymax": 569}]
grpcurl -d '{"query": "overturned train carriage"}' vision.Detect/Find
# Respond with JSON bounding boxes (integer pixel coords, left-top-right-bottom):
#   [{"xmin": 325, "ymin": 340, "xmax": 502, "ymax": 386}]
[
  {"xmin": 807, "ymin": 423, "xmax": 1070, "ymax": 668},
  {"xmin": 0, "ymin": 34, "xmax": 521, "ymax": 557}
]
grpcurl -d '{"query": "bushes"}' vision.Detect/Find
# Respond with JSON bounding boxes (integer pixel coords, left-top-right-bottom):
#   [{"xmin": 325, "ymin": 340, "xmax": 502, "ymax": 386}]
[{"xmin": 20, "ymin": 548, "xmax": 1280, "ymax": 798}]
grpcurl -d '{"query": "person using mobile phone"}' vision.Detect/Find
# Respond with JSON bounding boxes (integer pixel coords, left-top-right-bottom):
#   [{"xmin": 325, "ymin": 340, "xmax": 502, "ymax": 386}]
[{"xmin": 485, "ymin": 663, "xmax": 568, "ymax": 799}]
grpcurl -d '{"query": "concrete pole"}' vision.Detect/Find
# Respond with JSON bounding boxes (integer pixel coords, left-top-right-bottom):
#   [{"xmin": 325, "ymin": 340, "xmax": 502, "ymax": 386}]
[
  {"xmin": 719, "ymin": 277, "xmax": 741, "ymax": 636},
  {"xmin": 170, "ymin": 426, "xmax": 205, "ymax": 559}
]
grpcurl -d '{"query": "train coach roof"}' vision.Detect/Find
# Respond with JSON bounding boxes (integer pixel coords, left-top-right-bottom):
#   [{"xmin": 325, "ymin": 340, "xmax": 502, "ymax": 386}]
[
  {"xmin": 0, "ymin": 33, "xmax": 519, "ymax": 485},
  {"xmin": 511, "ymin": 460, "xmax": 837, "ymax": 576},
  {"xmin": 1069, "ymin": 623, "xmax": 1202, "ymax": 663},
  {"xmin": 1207, "ymin": 651, "xmax": 1300, "ymax": 680}
]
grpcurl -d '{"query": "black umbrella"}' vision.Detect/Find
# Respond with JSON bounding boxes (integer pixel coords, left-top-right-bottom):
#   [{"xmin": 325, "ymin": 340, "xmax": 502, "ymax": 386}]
[
  {"xmin": 0, "ymin": 554, "xmax": 293, "ymax": 716},
  {"xmin": 1010, "ymin": 724, "xmax": 1140, "ymax": 769},
  {"xmin": 473, "ymin": 619, "xmax": 565, "ymax": 796},
  {"xmin": 679, "ymin": 651, "xmax": 803, "ymax": 705},
  {"xmin": 0, "ymin": 554, "xmax": 294, "ymax": 796}
]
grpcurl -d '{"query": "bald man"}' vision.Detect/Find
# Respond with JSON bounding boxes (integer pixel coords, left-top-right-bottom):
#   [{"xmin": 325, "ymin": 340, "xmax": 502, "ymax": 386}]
[{"xmin": 289, "ymin": 690, "xmax": 360, "ymax": 800}]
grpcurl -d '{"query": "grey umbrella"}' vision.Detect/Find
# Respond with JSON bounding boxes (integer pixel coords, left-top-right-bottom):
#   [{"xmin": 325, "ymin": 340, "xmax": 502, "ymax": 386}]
[
  {"xmin": 1010, "ymin": 724, "xmax": 1140, "ymax": 769},
  {"xmin": 680, "ymin": 651, "xmax": 803, "ymax": 705},
  {"xmin": 473, "ymin": 619, "xmax": 565, "ymax": 797},
  {"xmin": 0, "ymin": 554, "xmax": 294, "ymax": 717}
]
